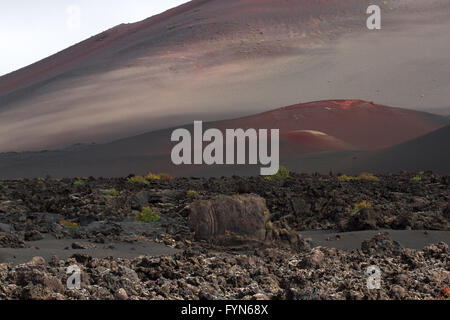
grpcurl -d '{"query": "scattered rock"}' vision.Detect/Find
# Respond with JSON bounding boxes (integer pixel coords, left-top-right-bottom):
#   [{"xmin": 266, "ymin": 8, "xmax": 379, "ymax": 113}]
[
  {"xmin": 0, "ymin": 232, "xmax": 25, "ymax": 248},
  {"xmin": 361, "ymin": 232, "xmax": 402, "ymax": 255},
  {"xmin": 24, "ymin": 230, "xmax": 44, "ymax": 241},
  {"xmin": 392, "ymin": 285, "xmax": 407, "ymax": 299},
  {"xmin": 71, "ymin": 253, "xmax": 92, "ymax": 264},
  {"xmin": 71, "ymin": 242, "xmax": 97, "ymax": 250},
  {"xmin": 29, "ymin": 256, "xmax": 46, "ymax": 267},
  {"xmin": 115, "ymin": 288, "xmax": 129, "ymax": 300},
  {"xmin": 299, "ymin": 249, "xmax": 324, "ymax": 268},
  {"xmin": 0, "ymin": 174, "xmax": 448, "ymax": 300},
  {"xmin": 131, "ymin": 191, "xmax": 150, "ymax": 210}
]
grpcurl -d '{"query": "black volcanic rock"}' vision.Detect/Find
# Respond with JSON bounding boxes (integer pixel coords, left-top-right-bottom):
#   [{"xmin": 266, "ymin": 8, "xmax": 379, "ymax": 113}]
[
  {"xmin": 131, "ymin": 190, "xmax": 150, "ymax": 210},
  {"xmin": 0, "ymin": 174, "xmax": 448, "ymax": 300},
  {"xmin": 2, "ymin": 232, "xmax": 446, "ymax": 300},
  {"xmin": 0, "ymin": 231, "xmax": 24, "ymax": 248},
  {"xmin": 361, "ymin": 232, "xmax": 402, "ymax": 255},
  {"xmin": 345, "ymin": 208, "xmax": 379, "ymax": 231}
]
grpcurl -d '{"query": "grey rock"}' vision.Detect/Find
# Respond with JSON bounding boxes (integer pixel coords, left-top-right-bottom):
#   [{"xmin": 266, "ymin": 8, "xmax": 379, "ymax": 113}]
[
  {"xmin": 131, "ymin": 191, "xmax": 150, "ymax": 210},
  {"xmin": 115, "ymin": 288, "xmax": 129, "ymax": 300},
  {"xmin": 0, "ymin": 223, "xmax": 13, "ymax": 232}
]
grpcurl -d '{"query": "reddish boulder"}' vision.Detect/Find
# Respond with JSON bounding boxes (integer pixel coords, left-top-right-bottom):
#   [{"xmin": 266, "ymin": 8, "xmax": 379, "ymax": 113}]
[{"xmin": 188, "ymin": 194, "xmax": 269, "ymax": 241}]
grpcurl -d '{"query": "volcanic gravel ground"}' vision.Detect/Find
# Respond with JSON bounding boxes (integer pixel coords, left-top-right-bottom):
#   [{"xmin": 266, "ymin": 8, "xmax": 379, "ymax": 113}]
[{"xmin": 0, "ymin": 172, "xmax": 449, "ymax": 300}]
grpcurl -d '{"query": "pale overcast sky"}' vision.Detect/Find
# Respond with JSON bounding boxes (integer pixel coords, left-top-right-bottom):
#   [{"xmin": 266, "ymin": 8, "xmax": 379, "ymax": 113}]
[{"xmin": 0, "ymin": 1, "xmax": 189, "ymax": 76}]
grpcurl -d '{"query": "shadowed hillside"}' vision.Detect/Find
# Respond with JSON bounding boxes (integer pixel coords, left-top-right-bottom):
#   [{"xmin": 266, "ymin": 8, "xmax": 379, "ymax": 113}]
[
  {"xmin": 338, "ymin": 125, "xmax": 450, "ymax": 174},
  {"xmin": 0, "ymin": 100, "xmax": 447, "ymax": 179}
]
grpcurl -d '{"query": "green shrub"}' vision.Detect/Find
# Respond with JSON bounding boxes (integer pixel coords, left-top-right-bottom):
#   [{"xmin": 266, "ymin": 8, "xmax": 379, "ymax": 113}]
[
  {"xmin": 127, "ymin": 176, "xmax": 150, "ymax": 185},
  {"xmin": 159, "ymin": 173, "xmax": 174, "ymax": 180},
  {"xmin": 104, "ymin": 189, "xmax": 119, "ymax": 197},
  {"xmin": 338, "ymin": 173, "xmax": 380, "ymax": 182},
  {"xmin": 59, "ymin": 220, "xmax": 80, "ymax": 230},
  {"xmin": 353, "ymin": 200, "xmax": 372, "ymax": 212},
  {"xmin": 186, "ymin": 190, "xmax": 198, "ymax": 197},
  {"xmin": 412, "ymin": 176, "xmax": 422, "ymax": 181},
  {"xmin": 357, "ymin": 172, "xmax": 380, "ymax": 182},
  {"xmin": 135, "ymin": 207, "xmax": 160, "ymax": 223},
  {"xmin": 338, "ymin": 174, "xmax": 355, "ymax": 182},
  {"xmin": 73, "ymin": 179, "xmax": 85, "ymax": 186},
  {"xmin": 146, "ymin": 173, "xmax": 161, "ymax": 180},
  {"xmin": 146, "ymin": 173, "xmax": 173, "ymax": 180},
  {"xmin": 265, "ymin": 166, "xmax": 290, "ymax": 181}
]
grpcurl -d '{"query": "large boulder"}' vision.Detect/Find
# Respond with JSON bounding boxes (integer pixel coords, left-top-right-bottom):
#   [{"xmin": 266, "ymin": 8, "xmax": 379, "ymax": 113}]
[
  {"xmin": 345, "ymin": 208, "xmax": 378, "ymax": 231},
  {"xmin": 188, "ymin": 194, "xmax": 269, "ymax": 241}
]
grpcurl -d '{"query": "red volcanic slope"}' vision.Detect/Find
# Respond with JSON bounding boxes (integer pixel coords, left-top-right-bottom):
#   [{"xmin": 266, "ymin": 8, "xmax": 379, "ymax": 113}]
[
  {"xmin": 0, "ymin": 0, "xmax": 211, "ymax": 94},
  {"xmin": 0, "ymin": 100, "xmax": 448, "ymax": 179},
  {"xmin": 214, "ymin": 100, "xmax": 447, "ymax": 150},
  {"xmin": 280, "ymin": 130, "xmax": 353, "ymax": 156},
  {"xmin": 147, "ymin": 99, "xmax": 447, "ymax": 157}
]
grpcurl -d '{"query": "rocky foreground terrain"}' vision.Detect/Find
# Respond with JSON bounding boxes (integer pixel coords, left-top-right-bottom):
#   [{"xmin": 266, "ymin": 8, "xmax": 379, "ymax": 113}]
[{"xmin": 0, "ymin": 172, "xmax": 449, "ymax": 300}]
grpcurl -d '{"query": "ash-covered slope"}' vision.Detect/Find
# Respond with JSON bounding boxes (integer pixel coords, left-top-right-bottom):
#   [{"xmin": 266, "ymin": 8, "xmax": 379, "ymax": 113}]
[
  {"xmin": 0, "ymin": 0, "xmax": 449, "ymax": 152},
  {"xmin": 338, "ymin": 125, "xmax": 450, "ymax": 174}
]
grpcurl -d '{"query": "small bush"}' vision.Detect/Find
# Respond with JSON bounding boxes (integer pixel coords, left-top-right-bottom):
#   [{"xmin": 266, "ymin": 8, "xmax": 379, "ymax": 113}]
[
  {"xmin": 353, "ymin": 201, "xmax": 372, "ymax": 212},
  {"xmin": 412, "ymin": 176, "xmax": 422, "ymax": 182},
  {"xmin": 338, "ymin": 173, "xmax": 380, "ymax": 182},
  {"xmin": 73, "ymin": 179, "xmax": 85, "ymax": 186},
  {"xmin": 146, "ymin": 173, "xmax": 174, "ymax": 180},
  {"xmin": 338, "ymin": 174, "xmax": 355, "ymax": 182},
  {"xmin": 104, "ymin": 189, "xmax": 119, "ymax": 197},
  {"xmin": 135, "ymin": 207, "xmax": 160, "ymax": 223},
  {"xmin": 146, "ymin": 173, "xmax": 161, "ymax": 180},
  {"xmin": 128, "ymin": 176, "xmax": 150, "ymax": 185},
  {"xmin": 59, "ymin": 220, "xmax": 80, "ymax": 230},
  {"xmin": 159, "ymin": 173, "xmax": 174, "ymax": 180},
  {"xmin": 265, "ymin": 166, "xmax": 290, "ymax": 181},
  {"xmin": 186, "ymin": 190, "xmax": 198, "ymax": 197},
  {"xmin": 357, "ymin": 172, "xmax": 380, "ymax": 182}
]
